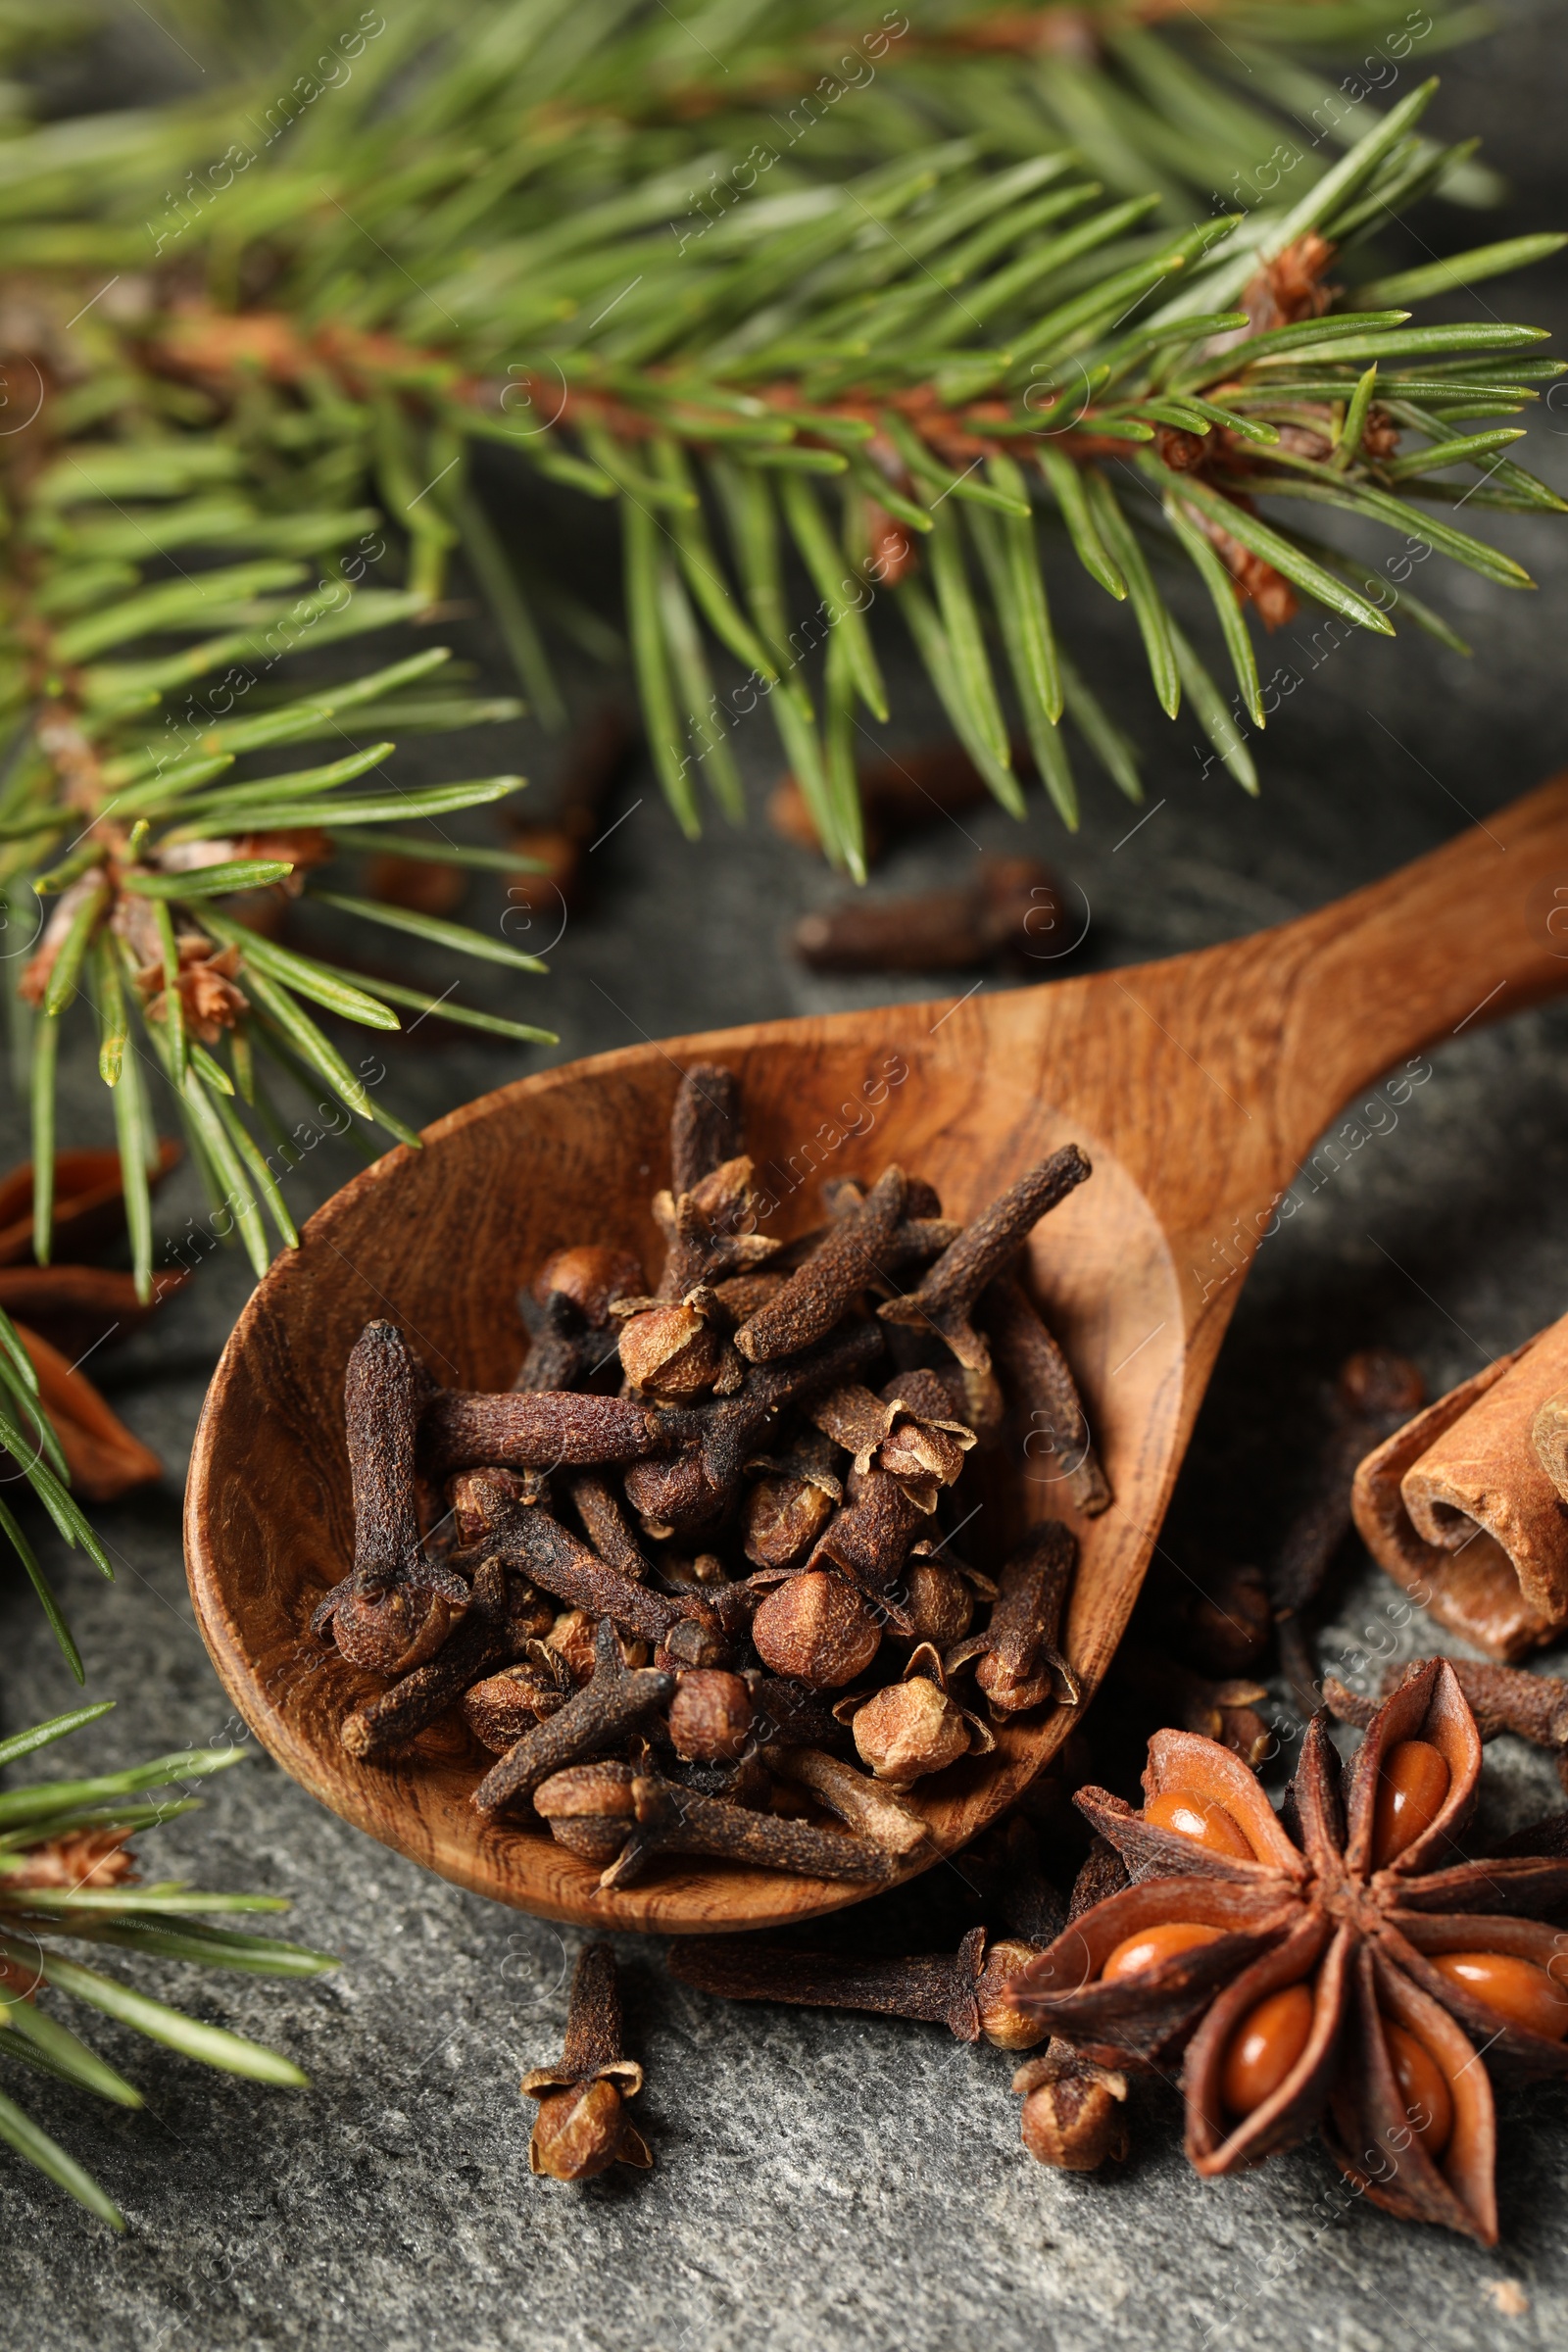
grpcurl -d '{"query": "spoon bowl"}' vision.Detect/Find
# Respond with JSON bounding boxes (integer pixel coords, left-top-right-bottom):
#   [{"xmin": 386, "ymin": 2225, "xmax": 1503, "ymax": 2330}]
[{"xmin": 185, "ymin": 776, "xmax": 1568, "ymax": 1932}]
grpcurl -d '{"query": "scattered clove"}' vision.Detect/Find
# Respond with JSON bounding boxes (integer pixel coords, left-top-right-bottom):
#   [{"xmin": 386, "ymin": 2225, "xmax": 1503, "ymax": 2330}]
[
  {"xmin": 792, "ymin": 857, "xmax": 1067, "ymax": 977},
  {"xmin": 521, "ymin": 1941, "xmax": 651, "ymax": 2180},
  {"xmin": 1159, "ymin": 1552, "xmax": 1272, "ymax": 1680},
  {"xmin": 669, "ymin": 1925, "xmax": 1047, "ymax": 2048},
  {"xmin": 964, "ymin": 1815, "xmax": 1066, "ymax": 1947},
  {"xmin": 1109, "ymin": 1645, "xmax": 1270, "ymax": 1766},
  {"xmin": 506, "ymin": 708, "xmax": 638, "ymax": 916},
  {"xmin": 1013, "ymin": 2042, "xmax": 1129, "ymax": 2171},
  {"xmin": 768, "ymin": 739, "xmax": 990, "ymax": 866}
]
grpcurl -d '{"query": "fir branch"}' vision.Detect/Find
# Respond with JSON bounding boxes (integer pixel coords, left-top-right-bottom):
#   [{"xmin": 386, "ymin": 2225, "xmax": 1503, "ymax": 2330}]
[
  {"xmin": 6, "ymin": 84, "xmax": 1545, "ymax": 875},
  {"xmin": 0, "ymin": 1703, "xmax": 332, "ymax": 2230}
]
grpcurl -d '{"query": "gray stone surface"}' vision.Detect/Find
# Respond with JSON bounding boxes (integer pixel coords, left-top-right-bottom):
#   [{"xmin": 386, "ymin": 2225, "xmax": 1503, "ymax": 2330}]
[{"xmin": 2, "ymin": 13, "xmax": 1568, "ymax": 2345}]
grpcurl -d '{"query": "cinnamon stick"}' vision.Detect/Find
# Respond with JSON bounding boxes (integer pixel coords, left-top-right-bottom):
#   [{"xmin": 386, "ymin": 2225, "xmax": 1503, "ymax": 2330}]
[{"xmin": 1353, "ymin": 1315, "xmax": 1568, "ymax": 1661}]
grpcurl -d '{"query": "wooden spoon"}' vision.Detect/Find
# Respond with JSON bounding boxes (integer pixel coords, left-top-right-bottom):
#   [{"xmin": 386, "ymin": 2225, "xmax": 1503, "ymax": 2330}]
[{"xmin": 186, "ymin": 775, "xmax": 1568, "ymax": 1933}]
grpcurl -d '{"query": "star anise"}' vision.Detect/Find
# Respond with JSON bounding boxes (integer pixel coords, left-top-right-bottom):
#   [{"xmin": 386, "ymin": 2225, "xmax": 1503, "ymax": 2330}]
[{"xmin": 1008, "ymin": 1660, "xmax": 1568, "ymax": 2243}]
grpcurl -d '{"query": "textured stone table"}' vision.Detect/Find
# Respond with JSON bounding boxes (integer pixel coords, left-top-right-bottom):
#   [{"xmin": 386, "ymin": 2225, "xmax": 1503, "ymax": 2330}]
[{"xmin": 3, "ymin": 18, "xmax": 1568, "ymax": 2346}]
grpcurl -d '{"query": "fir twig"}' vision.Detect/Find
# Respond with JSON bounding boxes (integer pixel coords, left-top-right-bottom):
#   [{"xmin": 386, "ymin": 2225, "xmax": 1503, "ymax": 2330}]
[{"xmin": 0, "ymin": 1704, "xmax": 333, "ymax": 2230}]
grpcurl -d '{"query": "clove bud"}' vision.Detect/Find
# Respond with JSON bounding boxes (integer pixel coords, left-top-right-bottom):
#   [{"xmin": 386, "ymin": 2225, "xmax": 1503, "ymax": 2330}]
[
  {"xmin": 666, "ymin": 1670, "xmax": 753, "ymax": 1763},
  {"xmin": 1013, "ymin": 2040, "xmax": 1129, "ymax": 2170},
  {"xmin": 850, "ymin": 1662, "xmax": 975, "ymax": 1787},
  {"xmin": 791, "ymin": 857, "xmax": 1066, "ymax": 977},
  {"xmin": 751, "ymin": 1570, "xmax": 882, "ymax": 1690},
  {"xmin": 521, "ymin": 1942, "xmax": 651, "ymax": 2180}
]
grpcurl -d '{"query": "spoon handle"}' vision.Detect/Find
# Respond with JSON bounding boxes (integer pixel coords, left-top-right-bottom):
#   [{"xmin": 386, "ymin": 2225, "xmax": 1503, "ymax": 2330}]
[{"xmin": 1265, "ymin": 769, "xmax": 1568, "ymax": 1165}]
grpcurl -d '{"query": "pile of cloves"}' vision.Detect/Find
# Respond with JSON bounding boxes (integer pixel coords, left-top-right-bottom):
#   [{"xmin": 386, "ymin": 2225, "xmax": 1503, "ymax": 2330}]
[{"xmin": 310, "ymin": 1063, "xmax": 1110, "ymax": 1891}]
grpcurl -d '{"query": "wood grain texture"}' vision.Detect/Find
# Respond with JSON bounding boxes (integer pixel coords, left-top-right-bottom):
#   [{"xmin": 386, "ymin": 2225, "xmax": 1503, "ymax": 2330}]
[{"xmin": 184, "ymin": 774, "xmax": 1568, "ymax": 1932}]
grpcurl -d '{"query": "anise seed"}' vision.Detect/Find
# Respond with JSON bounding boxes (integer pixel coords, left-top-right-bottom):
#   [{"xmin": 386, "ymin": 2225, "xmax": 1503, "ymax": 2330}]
[
  {"xmin": 1372, "ymin": 1739, "xmax": 1451, "ymax": 1867},
  {"xmin": 1383, "ymin": 2019, "xmax": 1453, "ymax": 2155},
  {"xmin": 1102, "ymin": 1922, "xmax": 1224, "ymax": 1981},
  {"xmin": 1430, "ymin": 1952, "xmax": 1568, "ymax": 2040},
  {"xmin": 1221, "ymin": 1983, "xmax": 1314, "ymax": 2116},
  {"xmin": 1145, "ymin": 1788, "xmax": 1254, "ymax": 1860}
]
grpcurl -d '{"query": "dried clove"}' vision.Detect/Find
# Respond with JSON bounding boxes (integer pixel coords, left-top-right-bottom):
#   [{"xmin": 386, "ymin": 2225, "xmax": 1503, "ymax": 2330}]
[
  {"xmin": 1110, "ymin": 1645, "xmax": 1270, "ymax": 1766},
  {"xmin": 896, "ymin": 1557, "xmax": 975, "ymax": 1648},
  {"xmin": 420, "ymin": 1388, "xmax": 668, "ymax": 1480},
  {"xmin": 879, "ymin": 1146, "xmax": 1092, "ymax": 1373},
  {"xmin": 791, "ymin": 858, "xmax": 1067, "ymax": 977},
  {"xmin": 964, "ymin": 1815, "xmax": 1067, "ymax": 1947},
  {"xmin": 1068, "ymin": 1836, "xmax": 1129, "ymax": 1920},
  {"xmin": 983, "ymin": 1271, "xmax": 1110, "ymax": 1516},
  {"xmin": 734, "ymin": 1166, "xmax": 907, "ymax": 1363},
  {"xmin": 618, "ymin": 1297, "xmax": 729, "ymax": 1399},
  {"xmin": 1013, "ymin": 2042, "xmax": 1129, "ymax": 2171},
  {"xmin": 447, "ymin": 1468, "xmax": 715, "ymax": 1649},
  {"xmin": 463, "ymin": 1654, "xmax": 575, "ymax": 1751},
  {"xmin": 622, "ymin": 1321, "xmax": 885, "ymax": 1535},
  {"xmin": 845, "ymin": 1643, "xmax": 993, "ymax": 1786},
  {"xmin": 513, "ymin": 1290, "xmax": 601, "ymax": 1395},
  {"xmin": 666, "ymin": 1670, "xmax": 753, "ymax": 1763},
  {"xmin": 592, "ymin": 1767, "xmax": 897, "ymax": 1890},
  {"xmin": 514, "ymin": 1247, "xmax": 642, "ymax": 1392},
  {"xmin": 670, "ymin": 1926, "xmax": 1047, "ymax": 2048},
  {"xmin": 507, "ymin": 708, "xmax": 639, "ymax": 917},
  {"xmin": 751, "ymin": 1569, "xmax": 883, "ymax": 1690},
  {"xmin": 1159, "ymin": 1552, "xmax": 1273, "ymax": 1679},
  {"xmin": 534, "ymin": 1246, "xmax": 647, "ymax": 1331},
  {"xmin": 521, "ymin": 1941, "xmax": 651, "ymax": 2180},
  {"xmin": 746, "ymin": 1677, "xmax": 848, "ymax": 1750},
  {"xmin": 341, "ymin": 1556, "xmax": 514, "ymax": 1760},
  {"xmin": 567, "ymin": 1471, "xmax": 655, "ymax": 1583},
  {"xmin": 761, "ymin": 1744, "xmax": 931, "ymax": 1858},
  {"xmin": 768, "ymin": 739, "xmax": 990, "ymax": 865},
  {"xmin": 535, "ymin": 1761, "xmax": 640, "ymax": 1859},
  {"xmin": 670, "ymin": 1063, "xmax": 744, "ymax": 1198},
  {"xmin": 953, "ymin": 1522, "xmax": 1080, "ymax": 1716},
  {"xmin": 741, "ymin": 1428, "xmax": 842, "ymax": 1569},
  {"xmin": 312, "ymin": 1321, "xmax": 469, "ymax": 1677},
  {"xmin": 652, "ymin": 1152, "xmax": 778, "ymax": 1302},
  {"xmin": 807, "ymin": 1471, "xmax": 932, "ymax": 1610},
  {"xmin": 473, "ymin": 1620, "xmax": 675, "ymax": 1816}
]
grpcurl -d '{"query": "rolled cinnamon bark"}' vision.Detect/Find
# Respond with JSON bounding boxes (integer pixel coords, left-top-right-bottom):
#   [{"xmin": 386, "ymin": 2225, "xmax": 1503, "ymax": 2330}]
[{"xmin": 1351, "ymin": 1318, "xmax": 1568, "ymax": 1661}]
